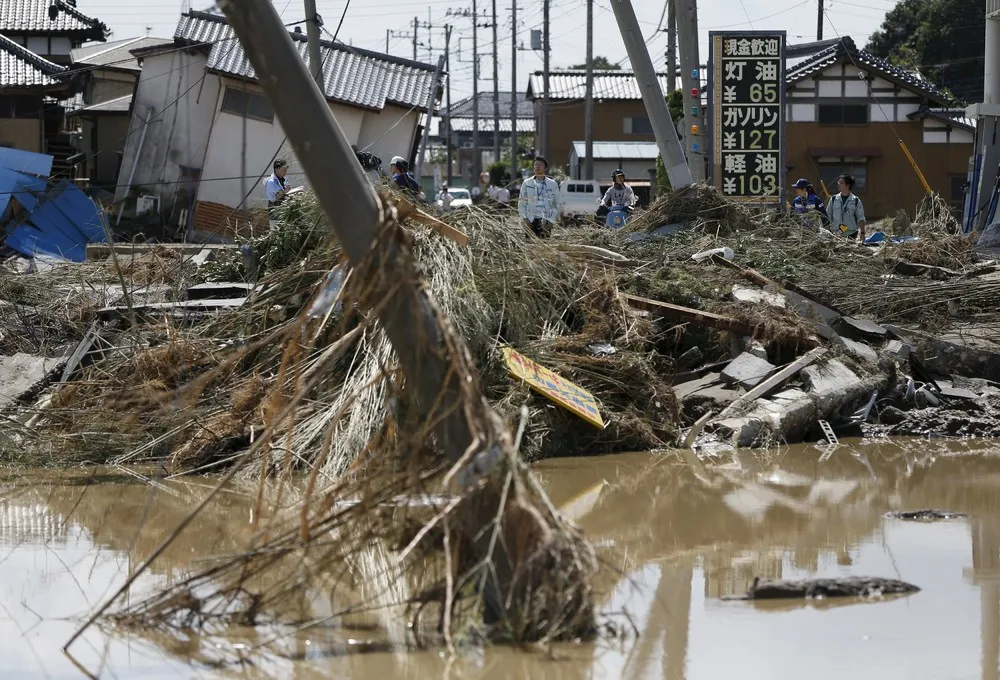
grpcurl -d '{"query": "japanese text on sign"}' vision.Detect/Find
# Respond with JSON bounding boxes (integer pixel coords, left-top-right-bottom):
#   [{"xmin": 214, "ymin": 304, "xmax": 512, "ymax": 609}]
[{"xmin": 710, "ymin": 32, "xmax": 785, "ymax": 206}]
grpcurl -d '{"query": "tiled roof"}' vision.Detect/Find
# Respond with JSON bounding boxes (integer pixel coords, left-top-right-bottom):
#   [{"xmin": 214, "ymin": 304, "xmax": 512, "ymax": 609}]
[
  {"xmin": 444, "ymin": 92, "xmax": 534, "ymax": 119},
  {"xmin": 527, "ymin": 70, "xmax": 673, "ymax": 101},
  {"xmin": 0, "ymin": 0, "xmax": 107, "ymax": 38},
  {"xmin": 909, "ymin": 107, "xmax": 976, "ymax": 132},
  {"xmin": 786, "ymin": 36, "xmax": 950, "ymax": 104},
  {"xmin": 448, "ymin": 117, "xmax": 535, "ymax": 133},
  {"xmin": 72, "ymin": 36, "xmax": 171, "ymax": 71},
  {"xmin": 173, "ymin": 11, "xmax": 438, "ymax": 112},
  {"xmin": 0, "ymin": 32, "xmax": 66, "ymax": 87},
  {"xmin": 571, "ymin": 141, "xmax": 659, "ymax": 160},
  {"xmin": 66, "ymin": 93, "xmax": 131, "ymax": 116}
]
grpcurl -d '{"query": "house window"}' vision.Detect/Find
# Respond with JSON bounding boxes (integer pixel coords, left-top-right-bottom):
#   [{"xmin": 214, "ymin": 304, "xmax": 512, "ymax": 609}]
[
  {"xmin": 818, "ymin": 104, "xmax": 868, "ymax": 125},
  {"xmin": 220, "ymin": 86, "xmax": 275, "ymax": 122},
  {"xmin": 624, "ymin": 116, "xmax": 653, "ymax": 135},
  {"xmin": 819, "ymin": 163, "xmax": 867, "ymax": 193},
  {"xmin": 26, "ymin": 37, "xmax": 48, "ymax": 55},
  {"xmin": 49, "ymin": 38, "xmax": 71, "ymax": 56}
]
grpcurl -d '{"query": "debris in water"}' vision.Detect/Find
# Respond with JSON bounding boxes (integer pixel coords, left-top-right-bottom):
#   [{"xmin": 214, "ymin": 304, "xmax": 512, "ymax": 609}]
[
  {"xmin": 725, "ymin": 576, "xmax": 920, "ymax": 601},
  {"xmin": 884, "ymin": 509, "xmax": 968, "ymax": 522}
]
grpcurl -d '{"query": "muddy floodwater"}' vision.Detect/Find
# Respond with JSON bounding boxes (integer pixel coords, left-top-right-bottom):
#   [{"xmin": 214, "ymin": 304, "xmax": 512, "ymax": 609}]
[{"xmin": 5, "ymin": 439, "xmax": 1000, "ymax": 678}]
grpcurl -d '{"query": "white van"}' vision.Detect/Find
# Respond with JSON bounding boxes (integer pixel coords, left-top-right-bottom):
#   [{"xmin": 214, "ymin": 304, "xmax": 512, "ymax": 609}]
[{"xmin": 560, "ymin": 179, "xmax": 601, "ymax": 218}]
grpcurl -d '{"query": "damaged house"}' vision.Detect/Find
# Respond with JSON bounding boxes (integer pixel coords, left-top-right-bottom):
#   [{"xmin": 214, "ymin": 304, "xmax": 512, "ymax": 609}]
[{"xmin": 114, "ymin": 10, "xmax": 440, "ymax": 240}]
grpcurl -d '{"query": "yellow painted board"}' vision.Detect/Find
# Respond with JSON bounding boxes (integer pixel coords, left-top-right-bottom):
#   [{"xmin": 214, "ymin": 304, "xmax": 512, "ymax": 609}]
[{"xmin": 502, "ymin": 346, "xmax": 605, "ymax": 429}]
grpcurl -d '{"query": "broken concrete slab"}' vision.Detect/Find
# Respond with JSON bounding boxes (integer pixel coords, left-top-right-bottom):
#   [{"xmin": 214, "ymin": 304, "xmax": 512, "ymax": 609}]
[
  {"xmin": 839, "ymin": 316, "xmax": 887, "ymax": 339},
  {"xmin": 722, "ymin": 352, "xmax": 777, "ymax": 389},
  {"xmin": 747, "ymin": 340, "xmax": 768, "ymax": 360},
  {"xmin": 887, "ymin": 324, "xmax": 1000, "ymax": 382},
  {"xmin": 673, "ymin": 372, "xmax": 722, "ymax": 400},
  {"xmin": 838, "ymin": 337, "xmax": 878, "ymax": 366},
  {"xmin": 801, "ymin": 359, "xmax": 866, "ymax": 415},
  {"xmin": 784, "ymin": 290, "xmax": 841, "ymax": 326},
  {"xmin": 884, "ymin": 339, "xmax": 911, "ymax": 362},
  {"xmin": 934, "ymin": 380, "xmax": 980, "ymax": 401},
  {"xmin": 0, "ymin": 354, "xmax": 60, "ymax": 409},
  {"xmin": 731, "ymin": 285, "xmax": 786, "ymax": 308}
]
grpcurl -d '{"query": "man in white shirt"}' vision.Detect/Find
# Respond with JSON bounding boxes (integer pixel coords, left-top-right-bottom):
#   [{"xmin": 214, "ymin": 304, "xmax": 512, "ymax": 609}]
[
  {"xmin": 496, "ymin": 184, "xmax": 510, "ymax": 206},
  {"xmin": 437, "ymin": 184, "xmax": 454, "ymax": 210},
  {"xmin": 517, "ymin": 156, "xmax": 560, "ymax": 237},
  {"xmin": 263, "ymin": 159, "xmax": 291, "ymax": 230},
  {"xmin": 826, "ymin": 174, "xmax": 868, "ymax": 241}
]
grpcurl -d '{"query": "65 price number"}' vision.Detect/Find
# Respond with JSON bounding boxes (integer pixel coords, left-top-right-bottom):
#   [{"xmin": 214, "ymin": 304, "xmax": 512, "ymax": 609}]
[{"xmin": 749, "ymin": 83, "xmax": 778, "ymax": 103}]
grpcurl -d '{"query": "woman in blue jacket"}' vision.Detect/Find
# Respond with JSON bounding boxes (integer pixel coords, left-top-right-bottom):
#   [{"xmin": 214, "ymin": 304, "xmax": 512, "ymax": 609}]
[{"xmin": 791, "ymin": 178, "xmax": 829, "ymax": 228}]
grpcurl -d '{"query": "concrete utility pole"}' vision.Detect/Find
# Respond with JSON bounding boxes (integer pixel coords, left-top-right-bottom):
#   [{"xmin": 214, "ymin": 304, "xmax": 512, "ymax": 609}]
[
  {"xmin": 610, "ymin": 0, "xmax": 692, "ymax": 189},
  {"xmin": 666, "ymin": 0, "xmax": 676, "ymax": 90},
  {"xmin": 510, "ymin": 0, "xmax": 518, "ymax": 183},
  {"xmin": 385, "ymin": 28, "xmax": 389, "ymax": 53},
  {"xmin": 492, "ymin": 0, "xmax": 501, "ymax": 164},
  {"xmin": 541, "ymin": 0, "xmax": 550, "ymax": 158},
  {"xmin": 214, "ymin": 0, "xmax": 500, "ymax": 477},
  {"xmin": 675, "ymin": 0, "xmax": 705, "ymax": 182},
  {"xmin": 446, "ymin": 24, "xmax": 454, "ymax": 185},
  {"xmin": 303, "ymin": 0, "xmax": 323, "ymax": 89},
  {"xmin": 816, "ymin": 0, "xmax": 823, "ymax": 41},
  {"xmin": 472, "ymin": 0, "xmax": 481, "ymax": 186},
  {"xmin": 415, "ymin": 44, "xmax": 448, "ymax": 181},
  {"xmin": 413, "ymin": 16, "xmax": 419, "ymax": 60},
  {"xmin": 584, "ymin": 0, "xmax": 594, "ymax": 180}
]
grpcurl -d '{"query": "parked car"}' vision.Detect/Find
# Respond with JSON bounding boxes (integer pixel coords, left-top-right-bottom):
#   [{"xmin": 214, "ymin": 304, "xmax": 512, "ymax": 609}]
[
  {"xmin": 436, "ymin": 188, "xmax": 473, "ymax": 210},
  {"xmin": 559, "ymin": 179, "xmax": 601, "ymax": 218}
]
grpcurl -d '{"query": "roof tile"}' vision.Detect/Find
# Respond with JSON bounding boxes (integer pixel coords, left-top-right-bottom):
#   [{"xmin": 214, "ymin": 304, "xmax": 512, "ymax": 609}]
[
  {"xmin": 528, "ymin": 70, "xmax": 674, "ymax": 101},
  {"xmin": 0, "ymin": 32, "xmax": 66, "ymax": 87},
  {"xmin": 0, "ymin": 0, "xmax": 107, "ymax": 38}
]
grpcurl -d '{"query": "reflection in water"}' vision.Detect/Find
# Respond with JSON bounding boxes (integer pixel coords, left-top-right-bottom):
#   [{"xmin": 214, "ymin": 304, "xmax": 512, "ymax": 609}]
[{"xmin": 3, "ymin": 440, "xmax": 1000, "ymax": 677}]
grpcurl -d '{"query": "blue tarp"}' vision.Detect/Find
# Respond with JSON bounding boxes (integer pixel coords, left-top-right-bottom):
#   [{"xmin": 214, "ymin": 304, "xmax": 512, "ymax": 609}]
[{"xmin": 0, "ymin": 149, "xmax": 106, "ymax": 262}]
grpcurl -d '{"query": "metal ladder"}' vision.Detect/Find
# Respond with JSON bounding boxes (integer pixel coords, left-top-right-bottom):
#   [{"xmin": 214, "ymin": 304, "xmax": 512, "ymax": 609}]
[{"xmin": 818, "ymin": 420, "xmax": 839, "ymax": 447}]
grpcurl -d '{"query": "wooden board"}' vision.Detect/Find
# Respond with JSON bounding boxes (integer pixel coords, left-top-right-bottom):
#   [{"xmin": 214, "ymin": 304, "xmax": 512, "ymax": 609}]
[
  {"xmin": 621, "ymin": 293, "xmax": 756, "ymax": 335},
  {"xmin": 502, "ymin": 346, "xmax": 605, "ymax": 429}
]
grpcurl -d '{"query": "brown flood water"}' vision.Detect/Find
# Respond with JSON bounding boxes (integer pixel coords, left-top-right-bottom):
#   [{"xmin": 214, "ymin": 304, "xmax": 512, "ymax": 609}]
[{"xmin": 4, "ymin": 438, "xmax": 1000, "ymax": 678}]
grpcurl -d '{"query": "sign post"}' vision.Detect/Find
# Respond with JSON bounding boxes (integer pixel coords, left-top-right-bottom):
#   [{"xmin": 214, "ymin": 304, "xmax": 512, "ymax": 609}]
[{"xmin": 708, "ymin": 31, "xmax": 786, "ymax": 210}]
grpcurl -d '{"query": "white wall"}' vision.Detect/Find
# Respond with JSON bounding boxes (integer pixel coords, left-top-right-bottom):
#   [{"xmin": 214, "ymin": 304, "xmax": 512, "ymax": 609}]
[
  {"xmin": 358, "ymin": 103, "xmax": 418, "ymax": 170},
  {"xmin": 114, "ymin": 50, "xmax": 221, "ymax": 204},
  {"xmin": 199, "ymin": 80, "xmax": 414, "ymax": 210}
]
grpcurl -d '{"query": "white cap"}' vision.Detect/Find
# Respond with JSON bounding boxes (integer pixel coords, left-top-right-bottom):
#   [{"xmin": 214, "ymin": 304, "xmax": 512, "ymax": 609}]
[{"xmin": 391, "ymin": 156, "xmax": 406, "ymax": 166}]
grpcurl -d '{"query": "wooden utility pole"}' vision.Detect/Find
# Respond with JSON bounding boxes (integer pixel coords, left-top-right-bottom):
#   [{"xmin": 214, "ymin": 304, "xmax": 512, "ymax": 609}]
[
  {"xmin": 492, "ymin": 0, "xmax": 501, "ymax": 164},
  {"xmin": 304, "ymin": 0, "xmax": 323, "ymax": 89},
  {"xmin": 416, "ymin": 47, "xmax": 448, "ymax": 181},
  {"xmin": 666, "ymin": 0, "xmax": 676, "ymax": 90},
  {"xmin": 675, "ymin": 0, "xmax": 705, "ymax": 182},
  {"xmin": 541, "ymin": 0, "xmax": 550, "ymax": 158},
  {"xmin": 413, "ymin": 16, "xmax": 419, "ymax": 60},
  {"xmin": 610, "ymin": 0, "xmax": 692, "ymax": 188},
  {"xmin": 816, "ymin": 0, "xmax": 823, "ymax": 41},
  {"xmin": 385, "ymin": 28, "xmax": 389, "ymax": 53},
  {"xmin": 510, "ymin": 0, "xmax": 518, "ymax": 183},
  {"xmin": 584, "ymin": 0, "xmax": 594, "ymax": 180}
]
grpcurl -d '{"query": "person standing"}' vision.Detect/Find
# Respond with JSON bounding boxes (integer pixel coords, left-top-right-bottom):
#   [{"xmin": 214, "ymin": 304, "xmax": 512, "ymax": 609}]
[
  {"xmin": 264, "ymin": 158, "xmax": 291, "ymax": 230},
  {"xmin": 389, "ymin": 156, "xmax": 421, "ymax": 198},
  {"xmin": 495, "ymin": 183, "xmax": 510, "ymax": 207},
  {"xmin": 437, "ymin": 184, "xmax": 454, "ymax": 210},
  {"xmin": 517, "ymin": 156, "xmax": 560, "ymax": 238},
  {"xmin": 791, "ymin": 178, "xmax": 829, "ymax": 228},
  {"xmin": 826, "ymin": 174, "xmax": 867, "ymax": 241}
]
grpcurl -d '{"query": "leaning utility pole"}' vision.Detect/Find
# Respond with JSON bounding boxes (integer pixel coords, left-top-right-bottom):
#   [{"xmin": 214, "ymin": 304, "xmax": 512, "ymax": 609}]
[
  {"xmin": 472, "ymin": 0, "xmax": 481, "ymax": 185},
  {"xmin": 304, "ymin": 0, "xmax": 323, "ymax": 88},
  {"xmin": 415, "ymin": 49, "xmax": 448, "ymax": 181},
  {"xmin": 666, "ymin": 0, "xmax": 677, "ymax": 90},
  {"xmin": 583, "ymin": 0, "xmax": 594, "ymax": 180},
  {"xmin": 510, "ymin": 0, "xmax": 518, "ymax": 183},
  {"xmin": 492, "ymin": 0, "xmax": 501, "ymax": 164},
  {"xmin": 675, "ymin": 0, "xmax": 705, "ymax": 182},
  {"xmin": 540, "ymin": 0, "xmax": 550, "ymax": 158},
  {"xmin": 816, "ymin": 0, "xmax": 823, "ymax": 41},
  {"xmin": 610, "ymin": 0, "xmax": 692, "ymax": 188}
]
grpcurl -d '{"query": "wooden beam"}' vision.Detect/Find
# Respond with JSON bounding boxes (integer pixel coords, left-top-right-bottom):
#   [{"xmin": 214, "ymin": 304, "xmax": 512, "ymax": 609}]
[
  {"xmin": 711, "ymin": 255, "xmax": 847, "ymax": 315},
  {"xmin": 709, "ymin": 346, "xmax": 828, "ymax": 424},
  {"xmin": 621, "ymin": 293, "xmax": 756, "ymax": 335}
]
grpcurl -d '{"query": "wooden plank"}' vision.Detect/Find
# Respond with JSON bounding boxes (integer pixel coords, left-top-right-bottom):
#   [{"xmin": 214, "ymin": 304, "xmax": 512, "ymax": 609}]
[
  {"xmin": 709, "ymin": 346, "xmax": 828, "ymax": 424},
  {"xmin": 621, "ymin": 293, "xmax": 756, "ymax": 335},
  {"xmin": 86, "ymin": 243, "xmax": 237, "ymax": 259},
  {"xmin": 502, "ymin": 346, "xmax": 605, "ymax": 428},
  {"xmin": 409, "ymin": 208, "xmax": 469, "ymax": 246},
  {"xmin": 96, "ymin": 298, "xmax": 247, "ymax": 320},
  {"xmin": 60, "ymin": 322, "xmax": 101, "ymax": 383}
]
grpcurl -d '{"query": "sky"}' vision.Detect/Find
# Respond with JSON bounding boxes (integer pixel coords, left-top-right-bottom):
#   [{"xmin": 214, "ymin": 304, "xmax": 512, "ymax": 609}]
[{"xmin": 75, "ymin": 0, "xmax": 901, "ymax": 104}]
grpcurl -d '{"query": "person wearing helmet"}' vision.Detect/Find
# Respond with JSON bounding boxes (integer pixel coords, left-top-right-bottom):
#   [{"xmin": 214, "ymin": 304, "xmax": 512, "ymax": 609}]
[
  {"xmin": 390, "ymin": 155, "xmax": 421, "ymax": 197},
  {"xmin": 601, "ymin": 170, "xmax": 636, "ymax": 211}
]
